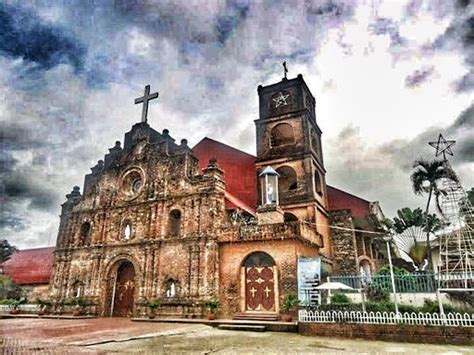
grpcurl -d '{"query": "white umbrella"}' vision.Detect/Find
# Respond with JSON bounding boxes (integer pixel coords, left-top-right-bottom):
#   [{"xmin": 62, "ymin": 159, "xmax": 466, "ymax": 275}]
[{"xmin": 314, "ymin": 282, "xmax": 354, "ymax": 290}]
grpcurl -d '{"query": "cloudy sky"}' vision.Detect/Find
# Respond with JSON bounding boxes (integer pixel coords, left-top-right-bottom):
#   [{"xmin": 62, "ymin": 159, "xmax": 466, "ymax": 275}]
[{"xmin": 1, "ymin": 0, "xmax": 473, "ymax": 249}]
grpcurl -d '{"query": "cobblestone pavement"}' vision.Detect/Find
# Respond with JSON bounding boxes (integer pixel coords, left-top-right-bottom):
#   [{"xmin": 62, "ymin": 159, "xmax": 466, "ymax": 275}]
[
  {"xmin": 0, "ymin": 317, "xmax": 195, "ymax": 353},
  {"xmin": 1, "ymin": 318, "xmax": 473, "ymax": 354}
]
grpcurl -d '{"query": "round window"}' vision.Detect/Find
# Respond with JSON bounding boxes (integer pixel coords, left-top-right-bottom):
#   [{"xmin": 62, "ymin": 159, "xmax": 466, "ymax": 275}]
[
  {"xmin": 120, "ymin": 168, "xmax": 145, "ymax": 199},
  {"xmin": 132, "ymin": 178, "xmax": 142, "ymax": 194}
]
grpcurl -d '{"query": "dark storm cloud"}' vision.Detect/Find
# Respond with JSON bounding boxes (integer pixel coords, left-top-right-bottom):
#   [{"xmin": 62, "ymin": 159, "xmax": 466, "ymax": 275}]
[
  {"xmin": 215, "ymin": 1, "xmax": 250, "ymax": 44},
  {"xmin": 422, "ymin": 3, "xmax": 474, "ymax": 92},
  {"xmin": 0, "ymin": 210, "xmax": 29, "ymax": 232},
  {"xmin": 0, "ymin": 122, "xmax": 46, "ymax": 151},
  {"xmin": 3, "ymin": 172, "xmax": 59, "ymax": 212},
  {"xmin": 447, "ymin": 103, "xmax": 474, "ymax": 162},
  {"xmin": 405, "ymin": 66, "xmax": 435, "ymax": 88},
  {"xmin": 326, "ymin": 103, "xmax": 474, "ymax": 217},
  {"xmin": 454, "ymin": 70, "xmax": 474, "ymax": 92},
  {"xmin": 0, "ymin": 3, "xmax": 85, "ymax": 72}
]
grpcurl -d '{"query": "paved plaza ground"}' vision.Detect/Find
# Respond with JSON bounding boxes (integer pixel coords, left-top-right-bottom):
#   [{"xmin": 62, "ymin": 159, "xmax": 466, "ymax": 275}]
[{"xmin": 0, "ymin": 318, "xmax": 472, "ymax": 354}]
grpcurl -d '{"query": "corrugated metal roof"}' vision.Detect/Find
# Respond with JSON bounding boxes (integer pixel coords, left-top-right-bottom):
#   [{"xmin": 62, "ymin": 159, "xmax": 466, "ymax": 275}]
[{"xmin": 3, "ymin": 247, "xmax": 55, "ymax": 285}]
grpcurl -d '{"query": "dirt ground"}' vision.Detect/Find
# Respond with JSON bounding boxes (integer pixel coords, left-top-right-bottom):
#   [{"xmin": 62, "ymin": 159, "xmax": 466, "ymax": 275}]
[
  {"xmin": 92, "ymin": 325, "xmax": 474, "ymax": 354},
  {"xmin": 1, "ymin": 318, "xmax": 472, "ymax": 354}
]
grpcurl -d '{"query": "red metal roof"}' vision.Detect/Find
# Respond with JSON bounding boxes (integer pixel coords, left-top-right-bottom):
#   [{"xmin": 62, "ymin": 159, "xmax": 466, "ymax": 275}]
[
  {"xmin": 3, "ymin": 247, "xmax": 55, "ymax": 285},
  {"xmin": 193, "ymin": 137, "xmax": 257, "ymax": 209},
  {"xmin": 225, "ymin": 191, "xmax": 256, "ymax": 215},
  {"xmin": 326, "ymin": 185, "xmax": 371, "ymax": 217}
]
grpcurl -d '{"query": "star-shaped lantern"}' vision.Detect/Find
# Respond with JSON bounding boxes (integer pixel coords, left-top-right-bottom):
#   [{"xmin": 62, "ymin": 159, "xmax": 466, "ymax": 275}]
[
  {"xmin": 428, "ymin": 133, "xmax": 456, "ymax": 161},
  {"xmin": 272, "ymin": 92, "xmax": 290, "ymax": 108}
]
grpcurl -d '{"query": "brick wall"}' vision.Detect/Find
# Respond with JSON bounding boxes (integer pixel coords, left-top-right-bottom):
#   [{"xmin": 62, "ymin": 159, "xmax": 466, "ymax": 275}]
[
  {"xmin": 218, "ymin": 239, "xmax": 318, "ymax": 317},
  {"xmin": 329, "ymin": 210, "xmax": 358, "ymax": 275},
  {"xmin": 299, "ymin": 322, "xmax": 473, "ymax": 345}
]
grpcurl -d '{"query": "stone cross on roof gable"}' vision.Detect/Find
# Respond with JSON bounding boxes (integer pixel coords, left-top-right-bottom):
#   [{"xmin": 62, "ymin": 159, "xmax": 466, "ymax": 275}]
[{"xmin": 134, "ymin": 85, "xmax": 159, "ymax": 123}]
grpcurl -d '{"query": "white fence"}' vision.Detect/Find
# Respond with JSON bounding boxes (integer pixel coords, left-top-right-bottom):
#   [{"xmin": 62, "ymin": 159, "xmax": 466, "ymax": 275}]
[
  {"xmin": 299, "ymin": 310, "xmax": 474, "ymax": 327},
  {"xmin": 0, "ymin": 304, "xmax": 39, "ymax": 313}
]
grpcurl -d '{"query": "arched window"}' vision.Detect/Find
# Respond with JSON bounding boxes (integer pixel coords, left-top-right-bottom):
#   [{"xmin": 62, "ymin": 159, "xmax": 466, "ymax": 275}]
[
  {"xmin": 284, "ymin": 213, "xmax": 298, "ymax": 222},
  {"xmin": 165, "ymin": 279, "xmax": 178, "ymax": 298},
  {"xmin": 243, "ymin": 251, "xmax": 275, "ymax": 267},
  {"xmin": 123, "ymin": 221, "xmax": 132, "ymax": 241},
  {"xmin": 169, "ymin": 210, "xmax": 181, "ymax": 236},
  {"xmin": 277, "ymin": 166, "xmax": 298, "ymax": 191},
  {"xmin": 311, "ymin": 131, "xmax": 319, "ymax": 154},
  {"xmin": 314, "ymin": 172, "xmax": 323, "ymax": 196},
  {"xmin": 79, "ymin": 222, "xmax": 91, "ymax": 246},
  {"xmin": 270, "ymin": 123, "xmax": 294, "ymax": 147},
  {"xmin": 71, "ymin": 280, "xmax": 84, "ymax": 297}
]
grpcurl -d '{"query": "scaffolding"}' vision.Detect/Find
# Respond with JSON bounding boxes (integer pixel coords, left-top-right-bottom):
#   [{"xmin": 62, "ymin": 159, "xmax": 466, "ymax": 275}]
[{"xmin": 437, "ymin": 162, "xmax": 474, "ymax": 289}]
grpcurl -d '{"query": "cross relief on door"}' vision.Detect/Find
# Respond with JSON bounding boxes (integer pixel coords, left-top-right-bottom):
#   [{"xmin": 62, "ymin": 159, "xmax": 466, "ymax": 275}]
[{"xmin": 245, "ymin": 266, "xmax": 275, "ymax": 311}]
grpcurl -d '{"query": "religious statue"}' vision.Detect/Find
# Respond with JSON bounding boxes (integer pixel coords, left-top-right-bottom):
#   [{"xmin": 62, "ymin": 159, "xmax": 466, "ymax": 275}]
[{"xmin": 266, "ymin": 182, "xmax": 274, "ymax": 205}]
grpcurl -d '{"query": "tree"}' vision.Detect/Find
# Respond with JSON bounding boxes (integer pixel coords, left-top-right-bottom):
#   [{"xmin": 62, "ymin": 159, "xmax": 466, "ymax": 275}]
[
  {"xmin": 392, "ymin": 207, "xmax": 424, "ymax": 244},
  {"xmin": 0, "ymin": 239, "xmax": 17, "ymax": 266},
  {"xmin": 410, "ymin": 159, "xmax": 459, "ymax": 252},
  {"xmin": 389, "ymin": 208, "xmax": 443, "ymax": 271}
]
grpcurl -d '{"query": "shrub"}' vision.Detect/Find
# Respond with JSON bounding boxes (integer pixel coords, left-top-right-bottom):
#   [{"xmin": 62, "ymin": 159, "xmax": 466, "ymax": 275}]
[
  {"xmin": 366, "ymin": 286, "xmax": 390, "ymax": 302},
  {"xmin": 144, "ymin": 299, "xmax": 161, "ymax": 309},
  {"xmin": 281, "ymin": 292, "xmax": 299, "ymax": 313},
  {"xmin": 35, "ymin": 298, "xmax": 52, "ymax": 310},
  {"xmin": 331, "ymin": 293, "xmax": 351, "ymax": 304},
  {"xmin": 203, "ymin": 299, "xmax": 220, "ymax": 313},
  {"xmin": 319, "ymin": 303, "xmax": 362, "ymax": 312}
]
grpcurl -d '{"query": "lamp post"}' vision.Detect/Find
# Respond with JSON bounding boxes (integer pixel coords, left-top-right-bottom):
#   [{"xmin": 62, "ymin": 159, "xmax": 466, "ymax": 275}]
[{"xmin": 383, "ymin": 235, "xmax": 399, "ymax": 316}]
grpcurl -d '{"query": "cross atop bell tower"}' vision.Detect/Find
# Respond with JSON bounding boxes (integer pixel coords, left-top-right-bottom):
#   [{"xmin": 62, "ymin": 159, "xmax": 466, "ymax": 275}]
[{"xmin": 134, "ymin": 85, "xmax": 159, "ymax": 123}]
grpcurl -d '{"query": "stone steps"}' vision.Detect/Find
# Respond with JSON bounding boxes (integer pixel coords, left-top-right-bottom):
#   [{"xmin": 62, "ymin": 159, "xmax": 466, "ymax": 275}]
[
  {"xmin": 218, "ymin": 324, "xmax": 266, "ymax": 332},
  {"xmin": 233, "ymin": 313, "xmax": 280, "ymax": 321}
]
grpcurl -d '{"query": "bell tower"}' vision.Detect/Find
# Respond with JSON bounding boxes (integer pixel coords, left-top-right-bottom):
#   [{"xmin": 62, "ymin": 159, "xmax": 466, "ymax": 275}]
[{"xmin": 255, "ymin": 74, "xmax": 330, "ymax": 247}]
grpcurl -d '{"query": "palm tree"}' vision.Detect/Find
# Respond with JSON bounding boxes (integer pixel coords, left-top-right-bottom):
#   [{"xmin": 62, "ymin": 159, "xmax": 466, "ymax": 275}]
[{"xmin": 410, "ymin": 159, "xmax": 459, "ymax": 255}]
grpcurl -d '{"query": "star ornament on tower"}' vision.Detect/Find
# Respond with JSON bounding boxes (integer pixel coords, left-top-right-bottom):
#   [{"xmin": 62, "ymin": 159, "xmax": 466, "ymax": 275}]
[
  {"xmin": 272, "ymin": 92, "xmax": 290, "ymax": 108},
  {"xmin": 428, "ymin": 133, "xmax": 456, "ymax": 161}
]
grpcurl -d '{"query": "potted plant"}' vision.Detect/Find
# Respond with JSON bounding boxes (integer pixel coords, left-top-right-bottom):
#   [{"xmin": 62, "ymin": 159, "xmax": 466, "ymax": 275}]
[
  {"xmin": 66, "ymin": 296, "xmax": 88, "ymax": 316},
  {"xmin": 281, "ymin": 292, "xmax": 299, "ymax": 322},
  {"xmin": 144, "ymin": 299, "xmax": 161, "ymax": 319},
  {"xmin": 203, "ymin": 299, "xmax": 220, "ymax": 320},
  {"xmin": 36, "ymin": 298, "xmax": 52, "ymax": 316},
  {"xmin": 8, "ymin": 297, "xmax": 26, "ymax": 314}
]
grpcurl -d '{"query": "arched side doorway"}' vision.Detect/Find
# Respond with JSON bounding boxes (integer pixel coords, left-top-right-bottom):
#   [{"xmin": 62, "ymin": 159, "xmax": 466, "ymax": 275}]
[
  {"xmin": 111, "ymin": 261, "xmax": 136, "ymax": 317},
  {"xmin": 241, "ymin": 252, "xmax": 279, "ymax": 313}
]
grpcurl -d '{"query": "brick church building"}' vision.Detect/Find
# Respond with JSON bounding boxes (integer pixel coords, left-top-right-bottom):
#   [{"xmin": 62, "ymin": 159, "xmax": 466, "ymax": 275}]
[{"xmin": 5, "ymin": 74, "xmax": 388, "ymax": 318}]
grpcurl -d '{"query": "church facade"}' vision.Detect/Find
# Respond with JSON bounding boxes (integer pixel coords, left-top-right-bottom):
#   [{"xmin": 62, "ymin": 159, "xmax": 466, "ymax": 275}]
[{"xmin": 48, "ymin": 74, "xmax": 387, "ymax": 318}]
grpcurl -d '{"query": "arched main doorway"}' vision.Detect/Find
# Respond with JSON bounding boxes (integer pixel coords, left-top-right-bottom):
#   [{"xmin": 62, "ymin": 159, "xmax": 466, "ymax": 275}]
[
  {"xmin": 242, "ymin": 252, "xmax": 278, "ymax": 312},
  {"xmin": 111, "ymin": 261, "xmax": 136, "ymax": 317}
]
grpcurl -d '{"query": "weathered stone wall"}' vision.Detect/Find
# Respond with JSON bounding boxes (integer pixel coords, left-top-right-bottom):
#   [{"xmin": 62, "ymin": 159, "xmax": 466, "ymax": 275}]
[
  {"xmin": 329, "ymin": 210, "xmax": 358, "ymax": 275},
  {"xmin": 50, "ymin": 123, "xmax": 226, "ymax": 317}
]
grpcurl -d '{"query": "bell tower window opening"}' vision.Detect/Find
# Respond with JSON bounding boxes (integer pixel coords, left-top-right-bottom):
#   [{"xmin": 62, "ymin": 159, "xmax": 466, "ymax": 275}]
[
  {"xmin": 311, "ymin": 130, "xmax": 319, "ymax": 155},
  {"xmin": 314, "ymin": 172, "xmax": 323, "ymax": 196},
  {"xmin": 277, "ymin": 166, "xmax": 298, "ymax": 192},
  {"xmin": 169, "ymin": 209, "xmax": 181, "ymax": 236},
  {"xmin": 270, "ymin": 123, "xmax": 295, "ymax": 147}
]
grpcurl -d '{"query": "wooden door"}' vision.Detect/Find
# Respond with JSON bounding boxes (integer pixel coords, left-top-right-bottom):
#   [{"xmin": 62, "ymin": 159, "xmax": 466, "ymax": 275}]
[
  {"xmin": 245, "ymin": 266, "xmax": 275, "ymax": 311},
  {"xmin": 112, "ymin": 262, "xmax": 136, "ymax": 317}
]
